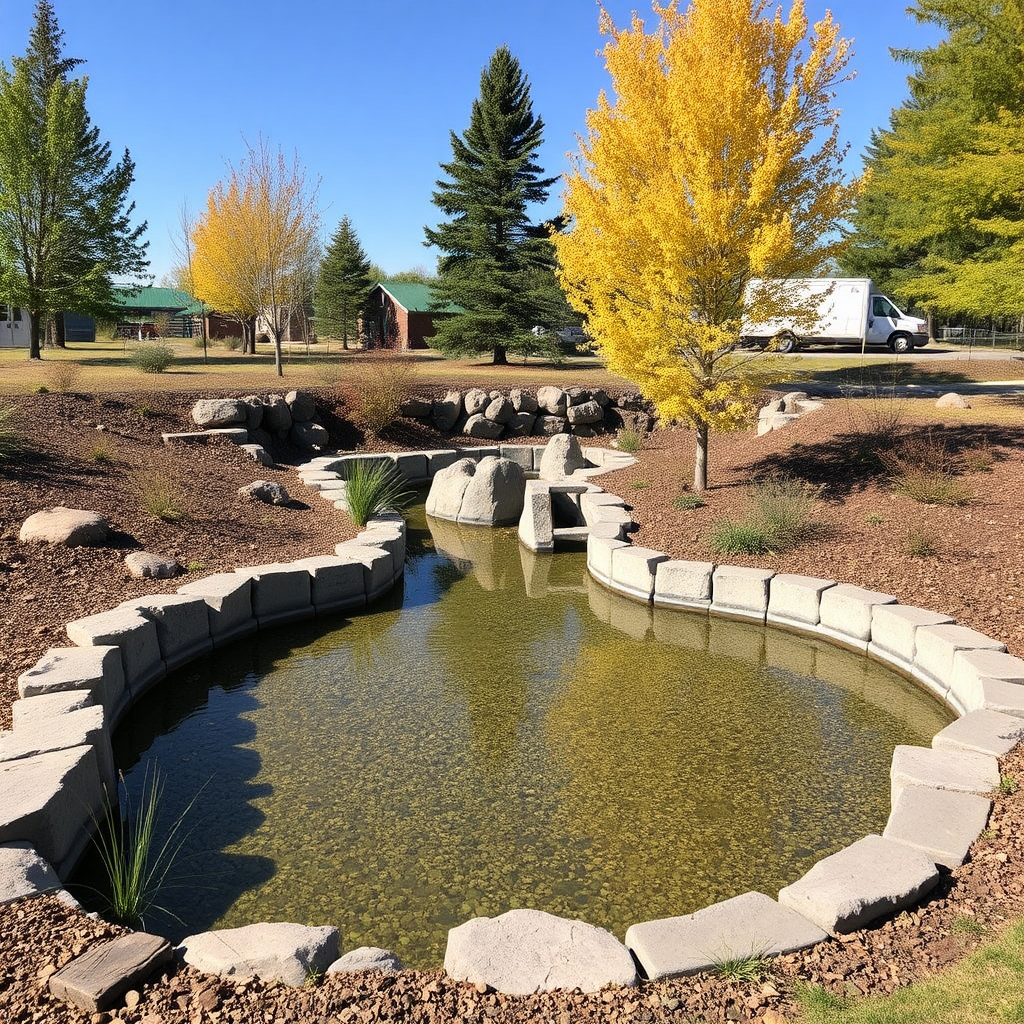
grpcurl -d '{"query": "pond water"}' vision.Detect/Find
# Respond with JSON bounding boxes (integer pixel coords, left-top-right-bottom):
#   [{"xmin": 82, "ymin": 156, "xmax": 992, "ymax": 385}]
[{"xmin": 88, "ymin": 507, "xmax": 952, "ymax": 968}]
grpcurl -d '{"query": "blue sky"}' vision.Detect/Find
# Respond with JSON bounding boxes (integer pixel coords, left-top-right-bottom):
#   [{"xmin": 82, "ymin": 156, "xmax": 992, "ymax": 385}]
[{"xmin": 2, "ymin": 1, "xmax": 943, "ymax": 284}]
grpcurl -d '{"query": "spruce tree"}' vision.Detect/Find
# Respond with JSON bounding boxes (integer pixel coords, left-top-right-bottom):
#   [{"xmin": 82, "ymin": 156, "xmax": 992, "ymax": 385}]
[
  {"xmin": 425, "ymin": 46, "xmax": 558, "ymax": 365},
  {"xmin": 0, "ymin": 0, "xmax": 148, "ymax": 359},
  {"xmin": 315, "ymin": 215, "xmax": 373, "ymax": 349}
]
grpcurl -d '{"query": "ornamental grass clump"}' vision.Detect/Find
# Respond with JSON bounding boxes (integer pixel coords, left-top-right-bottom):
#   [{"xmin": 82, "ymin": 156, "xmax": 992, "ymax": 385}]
[
  {"xmin": 344, "ymin": 459, "xmax": 413, "ymax": 528},
  {"xmin": 131, "ymin": 343, "xmax": 175, "ymax": 374},
  {"xmin": 877, "ymin": 431, "xmax": 974, "ymax": 506},
  {"xmin": 131, "ymin": 466, "xmax": 187, "ymax": 522},
  {"xmin": 0, "ymin": 404, "xmax": 25, "ymax": 462},
  {"xmin": 341, "ymin": 350, "xmax": 418, "ymax": 437},
  {"xmin": 710, "ymin": 475, "xmax": 817, "ymax": 555}
]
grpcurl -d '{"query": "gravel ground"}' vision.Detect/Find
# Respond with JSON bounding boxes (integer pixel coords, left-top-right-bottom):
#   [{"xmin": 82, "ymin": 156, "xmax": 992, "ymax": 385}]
[{"xmin": 1, "ymin": 368, "xmax": 1024, "ymax": 1023}]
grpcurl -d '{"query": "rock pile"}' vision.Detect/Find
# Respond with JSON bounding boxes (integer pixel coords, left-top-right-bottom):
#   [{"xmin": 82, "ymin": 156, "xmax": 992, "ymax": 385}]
[
  {"xmin": 402, "ymin": 387, "xmax": 654, "ymax": 441},
  {"xmin": 189, "ymin": 391, "xmax": 328, "ymax": 453}
]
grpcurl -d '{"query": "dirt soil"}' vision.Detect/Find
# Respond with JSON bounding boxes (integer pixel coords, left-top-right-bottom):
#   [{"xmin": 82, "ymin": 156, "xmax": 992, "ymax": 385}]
[{"xmin": 2, "ymin": 368, "xmax": 1024, "ymax": 1024}]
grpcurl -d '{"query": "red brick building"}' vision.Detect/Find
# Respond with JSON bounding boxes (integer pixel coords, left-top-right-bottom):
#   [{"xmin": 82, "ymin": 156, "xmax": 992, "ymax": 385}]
[{"xmin": 364, "ymin": 281, "xmax": 461, "ymax": 350}]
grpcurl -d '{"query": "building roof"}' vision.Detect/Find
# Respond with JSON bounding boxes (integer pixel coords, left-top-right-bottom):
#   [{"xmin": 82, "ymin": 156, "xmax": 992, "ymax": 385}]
[
  {"xmin": 113, "ymin": 287, "xmax": 194, "ymax": 313},
  {"xmin": 377, "ymin": 280, "xmax": 462, "ymax": 315}
]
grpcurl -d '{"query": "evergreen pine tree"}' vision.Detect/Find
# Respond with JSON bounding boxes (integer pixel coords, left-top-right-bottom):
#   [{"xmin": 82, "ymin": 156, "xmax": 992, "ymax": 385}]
[
  {"xmin": 315, "ymin": 215, "xmax": 373, "ymax": 349},
  {"xmin": 424, "ymin": 46, "xmax": 558, "ymax": 365},
  {"xmin": 0, "ymin": 0, "xmax": 148, "ymax": 359}
]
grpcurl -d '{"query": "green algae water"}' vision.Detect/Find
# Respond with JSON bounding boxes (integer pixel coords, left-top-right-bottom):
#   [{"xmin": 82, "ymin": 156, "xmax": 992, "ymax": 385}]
[{"xmin": 99, "ymin": 508, "xmax": 951, "ymax": 968}]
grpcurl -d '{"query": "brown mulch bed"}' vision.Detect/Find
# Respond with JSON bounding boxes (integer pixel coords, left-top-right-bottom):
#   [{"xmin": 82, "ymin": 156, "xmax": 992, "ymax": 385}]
[{"xmin": 1, "ymin": 372, "xmax": 1024, "ymax": 1024}]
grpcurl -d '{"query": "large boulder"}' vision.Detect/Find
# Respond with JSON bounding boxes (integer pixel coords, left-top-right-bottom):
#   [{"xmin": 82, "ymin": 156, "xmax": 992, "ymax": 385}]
[
  {"xmin": 445, "ymin": 909, "xmax": 637, "ymax": 995},
  {"xmin": 20, "ymin": 508, "xmax": 108, "ymax": 546},
  {"xmin": 285, "ymin": 389, "xmax": 316, "ymax": 422},
  {"xmin": 425, "ymin": 458, "xmax": 477, "ymax": 520},
  {"xmin": 458, "ymin": 456, "xmax": 526, "ymax": 526},
  {"xmin": 239, "ymin": 395, "xmax": 264, "ymax": 431},
  {"xmin": 536, "ymin": 415, "xmax": 568, "ymax": 436},
  {"xmin": 262, "ymin": 394, "xmax": 293, "ymax": 434},
  {"xmin": 539, "ymin": 434, "xmax": 588, "ymax": 480},
  {"xmin": 290, "ymin": 421, "xmax": 329, "ymax": 451},
  {"xmin": 566, "ymin": 399, "xmax": 603, "ymax": 425},
  {"xmin": 433, "ymin": 391, "xmax": 462, "ymax": 432},
  {"xmin": 191, "ymin": 399, "xmax": 245, "ymax": 429},
  {"xmin": 484, "ymin": 395, "xmax": 515, "ymax": 425},
  {"xmin": 463, "ymin": 414, "xmax": 505, "ymax": 440},
  {"xmin": 464, "ymin": 388, "xmax": 490, "ymax": 416},
  {"xmin": 509, "ymin": 388, "xmax": 539, "ymax": 413},
  {"xmin": 536, "ymin": 385, "xmax": 567, "ymax": 417},
  {"xmin": 506, "ymin": 411, "xmax": 538, "ymax": 437},
  {"xmin": 400, "ymin": 397, "xmax": 434, "ymax": 419}
]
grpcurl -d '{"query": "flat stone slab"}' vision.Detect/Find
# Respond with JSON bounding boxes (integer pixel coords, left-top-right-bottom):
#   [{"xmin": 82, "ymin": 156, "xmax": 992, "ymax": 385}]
[
  {"xmin": 625, "ymin": 891, "xmax": 827, "ymax": 981},
  {"xmin": 890, "ymin": 745, "xmax": 1000, "ymax": 806},
  {"xmin": 654, "ymin": 559, "xmax": 714, "ymax": 610},
  {"xmin": 933, "ymin": 709, "xmax": 1024, "ymax": 757},
  {"xmin": 49, "ymin": 932, "xmax": 173, "ymax": 1012},
  {"xmin": 17, "ymin": 646, "xmax": 124, "ymax": 713},
  {"xmin": 327, "ymin": 946, "xmax": 404, "ymax": 975},
  {"xmin": 444, "ymin": 908, "xmax": 637, "ymax": 995},
  {"xmin": 778, "ymin": 834, "xmax": 940, "ymax": 935},
  {"xmin": 20, "ymin": 507, "xmax": 108, "ymax": 546},
  {"xmin": 11, "ymin": 689, "xmax": 94, "ymax": 726},
  {"xmin": 883, "ymin": 787, "xmax": 991, "ymax": 869},
  {"xmin": 179, "ymin": 922, "xmax": 339, "ymax": 987},
  {"xmin": 0, "ymin": 841, "xmax": 63, "ymax": 904}
]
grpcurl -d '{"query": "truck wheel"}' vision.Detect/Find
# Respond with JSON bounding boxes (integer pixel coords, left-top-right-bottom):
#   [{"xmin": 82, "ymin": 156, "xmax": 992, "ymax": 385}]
[
  {"xmin": 890, "ymin": 333, "xmax": 913, "ymax": 354},
  {"xmin": 773, "ymin": 331, "xmax": 797, "ymax": 354}
]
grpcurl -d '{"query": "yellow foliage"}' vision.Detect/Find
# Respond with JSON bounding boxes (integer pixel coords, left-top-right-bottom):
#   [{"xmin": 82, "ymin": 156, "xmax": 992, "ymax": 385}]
[{"xmin": 556, "ymin": 0, "xmax": 859, "ymax": 488}]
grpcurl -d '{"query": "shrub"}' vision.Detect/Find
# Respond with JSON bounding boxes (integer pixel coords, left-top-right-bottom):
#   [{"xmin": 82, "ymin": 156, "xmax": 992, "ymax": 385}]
[
  {"xmin": 961, "ymin": 442, "xmax": 995, "ymax": 473},
  {"xmin": 616, "ymin": 427, "xmax": 643, "ymax": 453},
  {"xmin": 46, "ymin": 359, "xmax": 82, "ymax": 394},
  {"xmin": 345, "ymin": 460, "xmax": 414, "ymax": 528},
  {"xmin": 904, "ymin": 527, "xmax": 938, "ymax": 558},
  {"xmin": 0, "ymin": 404, "xmax": 25, "ymax": 462},
  {"xmin": 877, "ymin": 431, "xmax": 974, "ymax": 506},
  {"xmin": 131, "ymin": 343, "xmax": 175, "ymax": 374},
  {"xmin": 341, "ymin": 350, "xmax": 419, "ymax": 436},
  {"xmin": 221, "ymin": 335, "xmax": 242, "ymax": 352},
  {"xmin": 132, "ymin": 467, "xmax": 187, "ymax": 522},
  {"xmin": 710, "ymin": 476, "xmax": 817, "ymax": 555},
  {"xmin": 710, "ymin": 520, "xmax": 772, "ymax": 555}
]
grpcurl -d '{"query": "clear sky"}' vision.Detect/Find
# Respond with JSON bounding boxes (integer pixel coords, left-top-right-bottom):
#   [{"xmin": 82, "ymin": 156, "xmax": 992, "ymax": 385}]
[{"xmin": 1, "ymin": 0, "xmax": 944, "ymax": 285}]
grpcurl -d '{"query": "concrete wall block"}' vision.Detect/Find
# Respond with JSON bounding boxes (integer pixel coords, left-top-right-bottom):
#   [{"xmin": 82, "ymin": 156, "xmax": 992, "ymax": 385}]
[
  {"xmin": 948, "ymin": 649, "xmax": 1024, "ymax": 715},
  {"xmin": 0, "ymin": 705, "xmax": 114, "ymax": 795},
  {"xmin": 818, "ymin": 584, "xmax": 897, "ymax": 645},
  {"xmin": 12, "ymin": 690, "xmax": 95, "ymax": 727},
  {"xmin": 329, "ymin": 454, "xmax": 396, "ymax": 481},
  {"xmin": 914, "ymin": 624, "xmax": 1007, "ymax": 695},
  {"xmin": 291, "ymin": 555, "xmax": 367, "ymax": 613},
  {"xmin": 518, "ymin": 482, "xmax": 554, "ymax": 553},
  {"xmin": 391, "ymin": 451, "xmax": 428, "ymax": 482},
  {"xmin": 933, "ymin": 709, "xmax": 1024, "ymax": 757},
  {"xmin": 883, "ymin": 787, "xmax": 991, "ymax": 869},
  {"xmin": 118, "ymin": 595, "xmax": 213, "ymax": 672},
  {"xmin": 425, "ymin": 450, "xmax": 460, "ymax": 476},
  {"xmin": 177, "ymin": 573, "xmax": 255, "ymax": 647},
  {"xmin": 498, "ymin": 446, "xmax": 535, "ymax": 472},
  {"xmin": 767, "ymin": 574, "xmax": 836, "ymax": 628},
  {"xmin": 890, "ymin": 744, "xmax": 1000, "ymax": 808},
  {"xmin": 868, "ymin": 605, "xmax": 955, "ymax": 670},
  {"xmin": 610, "ymin": 546, "xmax": 669, "ymax": 601},
  {"xmin": 333, "ymin": 544, "xmax": 393, "ymax": 602},
  {"xmin": 0, "ymin": 841, "xmax": 65, "ymax": 905},
  {"xmin": 710, "ymin": 565, "xmax": 775, "ymax": 622},
  {"xmin": 17, "ymin": 646, "xmax": 125, "ymax": 714},
  {"xmin": 0, "ymin": 745, "xmax": 105, "ymax": 876},
  {"xmin": 234, "ymin": 564, "xmax": 313, "ymax": 628},
  {"xmin": 586, "ymin": 534, "xmax": 630, "ymax": 585},
  {"xmin": 65, "ymin": 609, "xmax": 164, "ymax": 699},
  {"xmin": 654, "ymin": 560, "xmax": 714, "ymax": 610}
]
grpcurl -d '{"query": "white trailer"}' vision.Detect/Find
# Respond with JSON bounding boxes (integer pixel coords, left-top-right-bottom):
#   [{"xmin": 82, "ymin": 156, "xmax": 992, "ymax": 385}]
[
  {"xmin": 740, "ymin": 278, "xmax": 928, "ymax": 354},
  {"xmin": 0, "ymin": 305, "xmax": 30, "ymax": 348}
]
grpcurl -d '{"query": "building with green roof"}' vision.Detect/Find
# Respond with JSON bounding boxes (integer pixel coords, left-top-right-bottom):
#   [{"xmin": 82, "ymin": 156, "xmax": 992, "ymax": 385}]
[{"xmin": 364, "ymin": 280, "xmax": 461, "ymax": 350}]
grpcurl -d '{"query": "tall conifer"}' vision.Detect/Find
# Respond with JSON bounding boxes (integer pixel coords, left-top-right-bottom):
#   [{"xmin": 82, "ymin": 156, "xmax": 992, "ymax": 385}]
[
  {"xmin": 315, "ymin": 216, "xmax": 373, "ymax": 349},
  {"xmin": 425, "ymin": 46, "xmax": 557, "ymax": 365}
]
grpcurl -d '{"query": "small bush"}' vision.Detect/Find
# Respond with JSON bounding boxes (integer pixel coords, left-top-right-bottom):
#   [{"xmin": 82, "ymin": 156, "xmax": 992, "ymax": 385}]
[
  {"xmin": 345, "ymin": 460, "xmax": 413, "ymax": 528},
  {"xmin": 877, "ymin": 431, "xmax": 974, "ymax": 506},
  {"xmin": 131, "ymin": 343, "xmax": 174, "ymax": 374},
  {"xmin": 616, "ymin": 427, "xmax": 643, "ymax": 453},
  {"xmin": 132, "ymin": 467, "xmax": 187, "ymax": 522},
  {"xmin": 1000, "ymin": 774, "xmax": 1018, "ymax": 795},
  {"xmin": 709, "ymin": 476, "xmax": 817, "ymax": 555},
  {"xmin": 341, "ymin": 350, "xmax": 418, "ymax": 437},
  {"xmin": 904, "ymin": 527, "xmax": 938, "ymax": 558},
  {"xmin": 0, "ymin": 404, "xmax": 25, "ymax": 461},
  {"xmin": 221, "ymin": 335, "xmax": 242, "ymax": 352},
  {"xmin": 89, "ymin": 442, "xmax": 114, "ymax": 464},
  {"xmin": 46, "ymin": 359, "xmax": 82, "ymax": 394},
  {"xmin": 673, "ymin": 493, "xmax": 706, "ymax": 511},
  {"xmin": 710, "ymin": 520, "xmax": 772, "ymax": 555},
  {"xmin": 961, "ymin": 442, "xmax": 995, "ymax": 473}
]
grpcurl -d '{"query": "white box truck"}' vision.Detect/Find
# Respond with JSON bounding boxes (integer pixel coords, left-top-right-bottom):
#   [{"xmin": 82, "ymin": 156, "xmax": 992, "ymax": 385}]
[{"xmin": 740, "ymin": 278, "xmax": 928, "ymax": 354}]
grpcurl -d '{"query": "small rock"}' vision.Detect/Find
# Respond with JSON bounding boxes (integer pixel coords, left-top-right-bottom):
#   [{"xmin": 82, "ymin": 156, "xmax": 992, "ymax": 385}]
[
  {"xmin": 123, "ymin": 990, "xmax": 140, "ymax": 1010},
  {"xmin": 238, "ymin": 480, "xmax": 291, "ymax": 506},
  {"xmin": 936, "ymin": 392, "xmax": 971, "ymax": 410},
  {"xmin": 124, "ymin": 552, "xmax": 182, "ymax": 580}
]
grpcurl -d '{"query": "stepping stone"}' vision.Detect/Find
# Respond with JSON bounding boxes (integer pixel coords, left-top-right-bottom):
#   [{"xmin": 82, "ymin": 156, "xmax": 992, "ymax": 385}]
[
  {"xmin": 179, "ymin": 922, "xmax": 339, "ymax": 987},
  {"xmin": 625, "ymin": 891, "xmax": 827, "ymax": 981},
  {"xmin": 19, "ymin": 507, "xmax": 108, "ymax": 546},
  {"xmin": 883, "ymin": 787, "xmax": 992, "ymax": 869},
  {"xmin": 444, "ymin": 908, "xmax": 637, "ymax": 995},
  {"xmin": 49, "ymin": 932, "xmax": 173, "ymax": 1012},
  {"xmin": 777, "ymin": 834, "xmax": 939, "ymax": 935}
]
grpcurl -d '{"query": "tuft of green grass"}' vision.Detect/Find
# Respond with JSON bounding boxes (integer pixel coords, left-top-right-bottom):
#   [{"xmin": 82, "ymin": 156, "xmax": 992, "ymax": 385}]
[
  {"xmin": 710, "ymin": 475, "xmax": 817, "ymax": 555},
  {"xmin": 132, "ymin": 467, "xmax": 187, "ymax": 522},
  {"xmin": 710, "ymin": 520, "xmax": 772, "ymax": 555},
  {"xmin": 904, "ymin": 527, "xmax": 938, "ymax": 558},
  {"xmin": 345, "ymin": 460, "xmax": 413, "ymax": 528},
  {"xmin": 673, "ymin": 493, "xmax": 706, "ymax": 511},
  {"xmin": 878, "ymin": 431, "xmax": 974, "ymax": 506},
  {"xmin": 131, "ymin": 343, "xmax": 175, "ymax": 374},
  {"xmin": 89, "ymin": 442, "xmax": 114, "ymax": 464},
  {"xmin": 616, "ymin": 427, "xmax": 643, "ymax": 453},
  {"xmin": 630, "ymin": 479, "xmax": 649, "ymax": 490},
  {"xmin": 864, "ymin": 511, "xmax": 885, "ymax": 526},
  {"xmin": 1000, "ymin": 774, "xmax": 1018, "ymax": 795},
  {"xmin": 0, "ymin": 404, "xmax": 25, "ymax": 461},
  {"xmin": 710, "ymin": 950, "xmax": 772, "ymax": 983}
]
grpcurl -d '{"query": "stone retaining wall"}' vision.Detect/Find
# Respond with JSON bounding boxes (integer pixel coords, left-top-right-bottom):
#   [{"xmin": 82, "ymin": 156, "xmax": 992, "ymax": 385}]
[{"xmin": 3, "ymin": 445, "xmax": 1023, "ymax": 996}]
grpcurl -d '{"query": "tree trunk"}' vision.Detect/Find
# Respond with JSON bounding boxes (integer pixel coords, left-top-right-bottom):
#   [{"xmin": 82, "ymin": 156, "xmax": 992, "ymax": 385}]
[
  {"xmin": 28, "ymin": 310, "xmax": 42, "ymax": 359},
  {"xmin": 54, "ymin": 314, "xmax": 66, "ymax": 348},
  {"xmin": 492, "ymin": 344, "xmax": 508, "ymax": 365},
  {"xmin": 693, "ymin": 422, "xmax": 709, "ymax": 493},
  {"xmin": 274, "ymin": 327, "xmax": 284, "ymax": 377}
]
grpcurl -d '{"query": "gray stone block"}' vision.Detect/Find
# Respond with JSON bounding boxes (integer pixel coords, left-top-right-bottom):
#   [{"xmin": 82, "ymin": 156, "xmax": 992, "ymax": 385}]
[
  {"xmin": 0, "ymin": 745, "xmax": 105, "ymax": 874},
  {"xmin": 327, "ymin": 946, "xmax": 404, "ymax": 975},
  {"xmin": 519, "ymin": 481, "xmax": 554, "ymax": 553},
  {"xmin": 498, "ymin": 445, "xmax": 535, "ymax": 472},
  {"xmin": 233, "ymin": 563, "xmax": 313, "ymax": 628},
  {"xmin": 333, "ymin": 544, "xmax": 394, "ymax": 602},
  {"xmin": 586, "ymin": 534, "xmax": 630, "ymax": 585},
  {"xmin": 392, "ymin": 451, "xmax": 429, "ymax": 482},
  {"xmin": 17, "ymin": 646, "xmax": 124, "ymax": 715},
  {"xmin": 777, "ymin": 834, "xmax": 940, "ymax": 935},
  {"xmin": 883, "ymin": 787, "xmax": 991, "ymax": 869},
  {"xmin": 179, "ymin": 922, "xmax": 339, "ymax": 987},
  {"xmin": 710, "ymin": 565, "xmax": 775, "ymax": 621},
  {"xmin": 177, "ymin": 573, "xmax": 255, "ymax": 647},
  {"xmin": 49, "ymin": 932, "xmax": 175, "ymax": 1012},
  {"xmin": 767, "ymin": 574, "xmax": 835, "ymax": 629},
  {"xmin": 292, "ymin": 555, "xmax": 367, "ymax": 613},
  {"xmin": 0, "ymin": 841, "xmax": 63, "ymax": 904},
  {"xmin": 425, "ymin": 449, "xmax": 461, "ymax": 476},
  {"xmin": 818, "ymin": 584, "xmax": 897, "ymax": 648},
  {"xmin": 625, "ymin": 892, "xmax": 826, "ymax": 981},
  {"xmin": 444, "ymin": 909, "xmax": 637, "ymax": 995},
  {"xmin": 933, "ymin": 709, "xmax": 1024, "ymax": 757},
  {"xmin": 0, "ymin": 705, "xmax": 114, "ymax": 794},
  {"xmin": 890, "ymin": 744, "xmax": 1000, "ymax": 807},
  {"xmin": 868, "ymin": 604, "xmax": 955, "ymax": 673},
  {"xmin": 609, "ymin": 545, "xmax": 669, "ymax": 601},
  {"xmin": 913, "ymin": 624, "xmax": 1007, "ymax": 699},
  {"xmin": 654, "ymin": 560, "xmax": 714, "ymax": 610},
  {"xmin": 118, "ymin": 594, "xmax": 212, "ymax": 673},
  {"xmin": 12, "ymin": 690, "xmax": 95, "ymax": 727},
  {"xmin": 948, "ymin": 649, "xmax": 1024, "ymax": 716},
  {"xmin": 66, "ymin": 608, "xmax": 164, "ymax": 699}
]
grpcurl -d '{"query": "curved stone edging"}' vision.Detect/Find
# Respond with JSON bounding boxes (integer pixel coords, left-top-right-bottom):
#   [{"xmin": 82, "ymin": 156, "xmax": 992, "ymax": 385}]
[{"xmin": 2, "ymin": 442, "xmax": 1023, "ymax": 993}]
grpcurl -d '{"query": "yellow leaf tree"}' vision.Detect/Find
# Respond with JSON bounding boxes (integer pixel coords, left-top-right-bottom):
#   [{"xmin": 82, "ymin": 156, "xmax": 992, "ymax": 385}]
[
  {"xmin": 556, "ymin": 0, "xmax": 858, "ymax": 491},
  {"xmin": 191, "ymin": 139, "xmax": 320, "ymax": 376}
]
